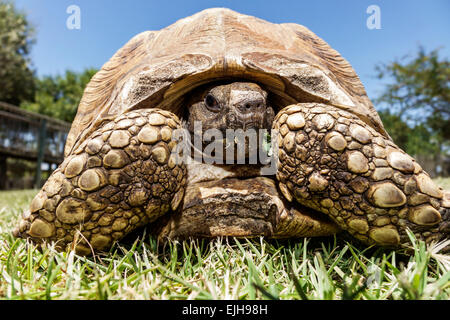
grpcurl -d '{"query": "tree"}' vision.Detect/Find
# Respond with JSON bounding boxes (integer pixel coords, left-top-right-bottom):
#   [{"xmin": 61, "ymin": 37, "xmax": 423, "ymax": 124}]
[
  {"xmin": 21, "ymin": 68, "xmax": 97, "ymax": 123},
  {"xmin": 375, "ymin": 47, "xmax": 450, "ymax": 175},
  {"xmin": 376, "ymin": 47, "xmax": 449, "ymax": 128},
  {"xmin": 0, "ymin": 0, "xmax": 35, "ymax": 105},
  {"xmin": 378, "ymin": 109, "xmax": 439, "ymax": 155}
]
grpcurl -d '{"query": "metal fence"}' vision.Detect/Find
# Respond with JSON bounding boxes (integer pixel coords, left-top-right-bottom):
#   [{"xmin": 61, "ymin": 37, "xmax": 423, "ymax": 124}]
[{"xmin": 0, "ymin": 102, "xmax": 71, "ymax": 189}]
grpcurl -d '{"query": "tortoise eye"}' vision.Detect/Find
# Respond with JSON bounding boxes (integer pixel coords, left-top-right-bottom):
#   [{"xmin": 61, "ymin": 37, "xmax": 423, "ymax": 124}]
[{"xmin": 204, "ymin": 93, "xmax": 220, "ymax": 112}]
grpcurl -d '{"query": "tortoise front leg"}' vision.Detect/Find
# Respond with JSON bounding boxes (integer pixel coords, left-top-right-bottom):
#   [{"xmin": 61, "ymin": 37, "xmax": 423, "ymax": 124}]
[
  {"xmin": 13, "ymin": 108, "xmax": 187, "ymax": 255},
  {"xmin": 274, "ymin": 103, "xmax": 450, "ymax": 247}
]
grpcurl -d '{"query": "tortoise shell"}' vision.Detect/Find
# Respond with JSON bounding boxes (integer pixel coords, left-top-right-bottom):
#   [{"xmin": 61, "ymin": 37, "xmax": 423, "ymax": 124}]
[{"xmin": 65, "ymin": 8, "xmax": 388, "ymax": 157}]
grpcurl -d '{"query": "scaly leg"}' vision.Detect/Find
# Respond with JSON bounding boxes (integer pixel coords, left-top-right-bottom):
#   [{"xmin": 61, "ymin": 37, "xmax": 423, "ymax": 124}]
[
  {"xmin": 274, "ymin": 103, "xmax": 450, "ymax": 247},
  {"xmin": 13, "ymin": 108, "xmax": 187, "ymax": 254}
]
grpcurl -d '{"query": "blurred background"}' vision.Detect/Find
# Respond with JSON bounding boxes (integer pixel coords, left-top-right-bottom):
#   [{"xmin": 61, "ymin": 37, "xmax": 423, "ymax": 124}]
[{"xmin": 0, "ymin": 0, "xmax": 448, "ymax": 190}]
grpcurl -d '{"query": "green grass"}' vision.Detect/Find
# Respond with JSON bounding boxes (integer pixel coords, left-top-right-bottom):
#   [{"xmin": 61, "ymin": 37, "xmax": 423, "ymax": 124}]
[
  {"xmin": 433, "ymin": 177, "xmax": 450, "ymax": 191},
  {"xmin": 0, "ymin": 179, "xmax": 449, "ymax": 300}
]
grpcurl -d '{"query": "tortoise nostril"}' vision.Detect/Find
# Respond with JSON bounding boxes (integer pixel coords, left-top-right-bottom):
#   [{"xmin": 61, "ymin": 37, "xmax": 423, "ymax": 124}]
[{"xmin": 237, "ymin": 102, "xmax": 264, "ymax": 113}]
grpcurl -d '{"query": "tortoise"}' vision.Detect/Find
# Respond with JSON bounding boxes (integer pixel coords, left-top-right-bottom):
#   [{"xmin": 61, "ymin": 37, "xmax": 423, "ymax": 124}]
[{"xmin": 13, "ymin": 8, "xmax": 450, "ymax": 255}]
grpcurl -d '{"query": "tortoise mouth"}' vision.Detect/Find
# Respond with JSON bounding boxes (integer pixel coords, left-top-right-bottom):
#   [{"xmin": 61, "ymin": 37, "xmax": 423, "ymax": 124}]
[{"xmin": 181, "ymin": 129, "xmax": 274, "ymax": 167}]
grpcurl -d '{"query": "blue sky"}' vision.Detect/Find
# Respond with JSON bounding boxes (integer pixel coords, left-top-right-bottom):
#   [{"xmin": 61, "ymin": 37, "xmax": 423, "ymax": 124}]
[{"xmin": 14, "ymin": 0, "xmax": 450, "ymax": 102}]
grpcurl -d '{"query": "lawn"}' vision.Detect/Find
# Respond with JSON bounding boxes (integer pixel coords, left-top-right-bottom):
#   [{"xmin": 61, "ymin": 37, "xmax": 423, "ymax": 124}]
[{"xmin": 0, "ymin": 179, "xmax": 449, "ymax": 300}]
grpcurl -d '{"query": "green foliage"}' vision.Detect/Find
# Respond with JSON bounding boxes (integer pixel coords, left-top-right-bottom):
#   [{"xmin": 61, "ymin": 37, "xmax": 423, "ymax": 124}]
[
  {"xmin": 0, "ymin": 1, "xmax": 95, "ymax": 121},
  {"xmin": 375, "ymin": 47, "xmax": 449, "ymax": 158},
  {"xmin": 0, "ymin": 0, "xmax": 35, "ymax": 105},
  {"xmin": 20, "ymin": 69, "xmax": 97, "ymax": 123},
  {"xmin": 378, "ymin": 110, "xmax": 439, "ymax": 157}
]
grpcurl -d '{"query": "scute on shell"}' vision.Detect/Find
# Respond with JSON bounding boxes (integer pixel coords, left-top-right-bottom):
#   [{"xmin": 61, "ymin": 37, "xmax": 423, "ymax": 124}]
[{"xmin": 64, "ymin": 8, "xmax": 388, "ymax": 157}]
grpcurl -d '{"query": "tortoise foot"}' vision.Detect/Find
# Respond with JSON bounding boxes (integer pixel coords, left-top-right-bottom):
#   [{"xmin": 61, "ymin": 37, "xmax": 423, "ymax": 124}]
[
  {"xmin": 274, "ymin": 103, "xmax": 449, "ymax": 247},
  {"xmin": 13, "ymin": 108, "xmax": 187, "ymax": 255}
]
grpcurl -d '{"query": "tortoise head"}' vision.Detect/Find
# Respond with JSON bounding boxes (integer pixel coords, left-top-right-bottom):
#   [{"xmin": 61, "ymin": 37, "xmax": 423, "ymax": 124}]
[
  {"xmin": 185, "ymin": 82, "xmax": 275, "ymax": 163},
  {"xmin": 186, "ymin": 82, "xmax": 275, "ymax": 133}
]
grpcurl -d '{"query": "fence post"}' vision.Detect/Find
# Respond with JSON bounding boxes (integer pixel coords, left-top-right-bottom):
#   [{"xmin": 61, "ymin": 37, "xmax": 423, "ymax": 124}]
[
  {"xmin": 35, "ymin": 119, "xmax": 47, "ymax": 189},
  {"xmin": 0, "ymin": 155, "xmax": 6, "ymax": 190}
]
